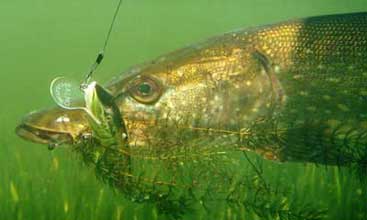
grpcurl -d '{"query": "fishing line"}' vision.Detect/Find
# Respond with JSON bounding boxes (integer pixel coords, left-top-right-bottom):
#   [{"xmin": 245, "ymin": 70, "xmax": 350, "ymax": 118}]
[
  {"xmin": 82, "ymin": 0, "xmax": 124, "ymax": 87},
  {"xmin": 50, "ymin": 0, "xmax": 124, "ymax": 114}
]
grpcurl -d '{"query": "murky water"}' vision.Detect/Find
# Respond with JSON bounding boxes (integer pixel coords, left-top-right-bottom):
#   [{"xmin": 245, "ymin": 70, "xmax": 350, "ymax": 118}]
[{"xmin": 1, "ymin": 1, "xmax": 366, "ymax": 219}]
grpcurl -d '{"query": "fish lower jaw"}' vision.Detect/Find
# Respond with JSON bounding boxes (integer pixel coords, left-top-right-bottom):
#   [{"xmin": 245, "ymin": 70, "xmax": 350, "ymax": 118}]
[{"xmin": 15, "ymin": 124, "xmax": 74, "ymax": 148}]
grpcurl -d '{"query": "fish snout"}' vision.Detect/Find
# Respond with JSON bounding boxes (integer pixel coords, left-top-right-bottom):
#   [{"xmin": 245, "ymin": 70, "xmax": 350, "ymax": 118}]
[{"xmin": 16, "ymin": 107, "xmax": 89, "ymax": 146}]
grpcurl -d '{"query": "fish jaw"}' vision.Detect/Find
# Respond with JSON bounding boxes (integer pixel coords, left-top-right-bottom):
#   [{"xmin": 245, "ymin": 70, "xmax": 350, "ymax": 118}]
[
  {"xmin": 16, "ymin": 107, "xmax": 89, "ymax": 147},
  {"xmin": 16, "ymin": 123, "xmax": 73, "ymax": 145}
]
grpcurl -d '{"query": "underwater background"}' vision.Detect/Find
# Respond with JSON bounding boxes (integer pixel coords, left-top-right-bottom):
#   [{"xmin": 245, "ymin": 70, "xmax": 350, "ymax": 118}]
[{"xmin": 1, "ymin": 0, "xmax": 367, "ymax": 219}]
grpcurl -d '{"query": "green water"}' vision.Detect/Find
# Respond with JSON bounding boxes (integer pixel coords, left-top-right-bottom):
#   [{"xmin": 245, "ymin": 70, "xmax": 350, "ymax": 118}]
[{"xmin": 1, "ymin": 0, "xmax": 367, "ymax": 219}]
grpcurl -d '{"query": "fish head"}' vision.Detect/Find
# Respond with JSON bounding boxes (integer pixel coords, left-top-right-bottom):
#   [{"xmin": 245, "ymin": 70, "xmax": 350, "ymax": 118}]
[
  {"xmin": 108, "ymin": 44, "xmax": 278, "ymax": 147},
  {"xmin": 16, "ymin": 42, "xmax": 278, "ymax": 149},
  {"xmin": 16, "ymin": 107, "xmax": 89, "ymax": 148}
]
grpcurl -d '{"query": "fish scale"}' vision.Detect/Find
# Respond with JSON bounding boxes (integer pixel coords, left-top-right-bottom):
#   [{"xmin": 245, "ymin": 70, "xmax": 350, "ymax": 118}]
[{"xmin": 243, "ymin": 13, "xmax": 367, "ymax": 164}]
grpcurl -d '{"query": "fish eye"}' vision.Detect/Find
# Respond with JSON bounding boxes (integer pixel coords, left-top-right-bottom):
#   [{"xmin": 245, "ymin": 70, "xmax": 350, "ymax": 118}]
[
  {"xmin": 129, "ymin": 76, "xmax": 162, "ymax": 104},
  {"xmin": 137, "ymin": 82, "xmax": 152, "ymax": 95}
]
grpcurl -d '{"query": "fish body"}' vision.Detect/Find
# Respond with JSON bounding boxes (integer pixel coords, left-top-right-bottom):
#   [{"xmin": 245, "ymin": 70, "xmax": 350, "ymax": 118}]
[{"xmin": 17, "ymin": 12, "xmax": 367, "ymax": 167}]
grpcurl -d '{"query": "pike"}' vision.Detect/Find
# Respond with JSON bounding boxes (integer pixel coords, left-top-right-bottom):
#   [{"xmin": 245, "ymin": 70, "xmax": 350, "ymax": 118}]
[{"xmin": 16, "ymin": 12, "xmax": 367, "ymax": 169}]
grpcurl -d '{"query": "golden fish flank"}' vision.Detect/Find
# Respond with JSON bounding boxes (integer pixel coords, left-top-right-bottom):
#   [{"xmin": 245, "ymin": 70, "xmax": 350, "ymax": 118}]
[{"xmin": 16, "ymin": 12, "xmax": 367, "ymax": 167}]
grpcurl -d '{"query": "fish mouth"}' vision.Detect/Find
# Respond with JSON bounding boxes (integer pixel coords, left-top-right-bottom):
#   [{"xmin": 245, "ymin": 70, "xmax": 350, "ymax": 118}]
[{"xmin": 16, "ymin": 123, "xmax": 73, "ymax": 146}]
